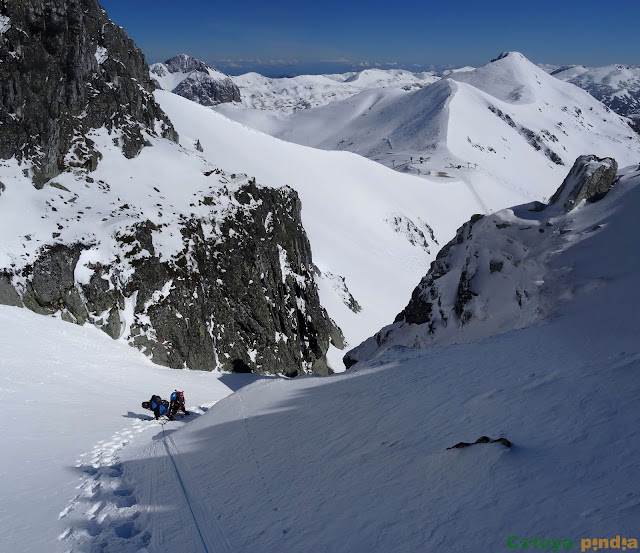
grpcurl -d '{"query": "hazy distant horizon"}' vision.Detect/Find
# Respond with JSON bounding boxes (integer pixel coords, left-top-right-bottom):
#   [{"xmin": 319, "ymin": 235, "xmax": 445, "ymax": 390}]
[
  {"xmin": 100, "ymin": 0, "xmax": 639, "ymax": 78},
  {"xmin": 152, "ymin": 57, "xmax": 478, "ymax": 78},
  {"xmin": 148, "ymin": 54, "xmax": 639, "ymax": 79}
]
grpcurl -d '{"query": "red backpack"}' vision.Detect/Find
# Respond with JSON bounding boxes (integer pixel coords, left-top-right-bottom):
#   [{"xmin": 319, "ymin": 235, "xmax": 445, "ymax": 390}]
[{"xmin": 170, "ymin": 390, "xmax": 185, "ymax": 404}]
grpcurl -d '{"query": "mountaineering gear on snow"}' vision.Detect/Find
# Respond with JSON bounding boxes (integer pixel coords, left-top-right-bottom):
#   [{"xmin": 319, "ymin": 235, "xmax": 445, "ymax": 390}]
[{"xmin": 142, "ymin": 395, "xmax": 174, "ymax": 420}]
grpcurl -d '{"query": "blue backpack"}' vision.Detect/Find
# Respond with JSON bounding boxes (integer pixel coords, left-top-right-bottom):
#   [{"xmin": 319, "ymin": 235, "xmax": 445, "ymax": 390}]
[{"xmin": 150, "ymin": 395, "xmax": 169, "ymax": 416}]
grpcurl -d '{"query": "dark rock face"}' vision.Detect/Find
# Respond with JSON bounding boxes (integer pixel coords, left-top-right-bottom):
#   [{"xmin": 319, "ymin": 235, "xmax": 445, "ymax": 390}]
[
  {"xmin": 150, "ymin": 54, "xmax": 241, "ymax": 106},
  {"xmin": 386, "ymin": 156, "xmax": 619, "ymax": 336},
  {"xmin": 397, "ymin": 214, "xmax": 484, "ymax": 329},
  {"xmin": 173, "ymin": 73, "xmax": 241, "ymax": 106},
  {"xmin": 0, "ymin": 0, "xmax": 177, "ymax": 187},
  {"xmin": 548, "ymin": 155, "xmax": 618, "ymax": 212},
  {"xmin": 3, "ymin": 182, "xmax": 339, "ymax": 376}
]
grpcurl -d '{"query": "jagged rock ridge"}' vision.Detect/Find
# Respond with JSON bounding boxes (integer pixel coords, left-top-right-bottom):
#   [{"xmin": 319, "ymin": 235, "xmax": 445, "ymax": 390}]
[
  {"xmin": 344, "ymin": 155, "xmax": 627, "ymax": 368},
  {"xmin": 150, "ymin": 54, "xmax": 241, "ymax": 106},
  {"xmin": 0, "ymin": 0, "xmax": 177, "ymax": 187}
]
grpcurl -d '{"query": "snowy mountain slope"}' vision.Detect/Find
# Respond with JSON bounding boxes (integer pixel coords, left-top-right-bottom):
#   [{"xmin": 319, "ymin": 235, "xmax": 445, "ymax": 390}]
[
  {"xmin": 552, "ymin": 64, "xmax": 640, "ymax": 123},
  {"xmin": 8, "ymin": 160, "xmax": 640, "ymax": 553},
  {"xmin": 263, "ymin": 53, "xmax": 640, "ymax": 191},
  {"xmin": 346, "ymin": 158, "xmax": 640, "ymax": 364},
  {"xmin": 151, "ymin": 54, "xmax": 241, "ymax": 105},
  {"xmin": 156, "ymin": 90, "xmax": 540, "ymax": 369},
  {"xmin": 92, "ymin": 163, "xmax": 640, "ymax": 552},
  {"xmin": 0, "ymin": 304, "xmax": 259, "ymax": 553},
  {"xmin": 227, "ymin": 68, "xmax": 440, "ymax": 115},
  {"xmin": 550, "ymin": 64, "xmax": 590, "ymax": 80}
]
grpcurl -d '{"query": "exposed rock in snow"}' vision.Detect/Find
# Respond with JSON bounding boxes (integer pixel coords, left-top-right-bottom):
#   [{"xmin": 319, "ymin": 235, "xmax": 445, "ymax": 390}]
[
  {"xmin": 344, "ymin": 156, "xmax": 640, "ymax": 367},
  {"xmin": 384, "ymin": 213, "xmax": 438, "ymax": 254},
  {"xmin": 3, "ymin": 176, "xmax": 339, "ymax": 376},
  {"xmin": 320, "ymin": 270, "xmax": 361, "ymax": 314},
  {"xmin": 150, "ymin": 54, "xmax": 241, "ymax": 106},
  {"xmin": 446, "ymin": 436, "xmax": 512, "ymax": 450},
  {"xmin": 548, "ymin": 155, "xmax": 618, "ymax": 212}
]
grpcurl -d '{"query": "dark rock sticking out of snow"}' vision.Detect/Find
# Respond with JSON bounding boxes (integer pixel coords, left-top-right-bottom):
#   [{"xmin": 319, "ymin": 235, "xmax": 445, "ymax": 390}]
[
  {"xmin": 548, "ymin": 155, "xmax": 618, "ymax": 212},
  {"xmin": 343, "ymin": 155, "xmax": 623, "ymax": 369},
  {"xmin": 446, "ymin": 436, "xmax": 512, "ymax": 450}
]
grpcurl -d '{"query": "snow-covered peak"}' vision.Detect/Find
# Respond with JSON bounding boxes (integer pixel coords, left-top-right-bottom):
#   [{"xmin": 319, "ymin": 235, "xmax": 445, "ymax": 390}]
[
  {"xmin": 238, "ymin": 49, "xmax": 640, "ymax": 202},
  {"xmin": 441, "ymin": 66, "xmax": 475, "ymax": 76},
  {"xmin": 451, "ymin": 51, "xmax": 554, "ymax": 104},
  {"xmin": 342, "ymin": 68, "xmax": 438, "ymax": 86},
  {"xmin": 150, "ymin": 54, "xmax": 240, "ymax": 105}
]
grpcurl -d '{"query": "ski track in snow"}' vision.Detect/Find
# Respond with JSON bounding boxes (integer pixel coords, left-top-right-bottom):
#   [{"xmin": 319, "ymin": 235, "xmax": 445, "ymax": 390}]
[{"xmin": 59, "ymin": 403, "xmax": 216, "ymax": 553}]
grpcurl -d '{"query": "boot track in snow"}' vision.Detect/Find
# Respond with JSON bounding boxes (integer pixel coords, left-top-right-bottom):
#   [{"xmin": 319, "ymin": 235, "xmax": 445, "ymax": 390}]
[{"xmin": 58, "ymin": 403, "xmax": 225, "ymax": 553}]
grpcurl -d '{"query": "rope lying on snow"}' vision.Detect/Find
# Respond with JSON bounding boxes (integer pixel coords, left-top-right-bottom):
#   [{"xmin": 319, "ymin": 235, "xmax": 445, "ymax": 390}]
[{"xmin": 161, "ymin": 424, "xmax": 211, "ymax": 553}]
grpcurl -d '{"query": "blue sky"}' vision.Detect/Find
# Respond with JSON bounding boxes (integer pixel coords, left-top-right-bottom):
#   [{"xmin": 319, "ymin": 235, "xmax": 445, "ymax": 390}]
[{"xmin": 101, "ymin": 0, "xmax": 640, "ymax": 76}]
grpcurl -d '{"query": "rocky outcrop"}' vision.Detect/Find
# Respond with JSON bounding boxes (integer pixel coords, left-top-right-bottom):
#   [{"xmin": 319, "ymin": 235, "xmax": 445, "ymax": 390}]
[
  {"xmin": 3, "ymin": 180, "xmax": 340, "ymax": 376},
  {"xmin": 344, "ymin": 155, "xmax": 621, "ymax": 368},
  {"xmin": 0, "ymin": 0, "xmax": 177, "ymax": 187},
  {"xmin": 173, "ymin": 72, "xmax": 241, "ymax": 106},
  {"xmin": 548, "ymin": 155, "xmax": 618, "ymax": 212},
  {"xmin": 150, "ymin": 54, "xmax": 241, "ymax": 106}
]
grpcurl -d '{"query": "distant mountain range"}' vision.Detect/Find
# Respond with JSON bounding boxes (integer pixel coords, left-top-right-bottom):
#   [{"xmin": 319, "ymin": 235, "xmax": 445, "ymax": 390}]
[
  {"xmin": 214, "ymin": 52, "xmax": 640, "ymax": 210},
  {"xmin": 549, "ymin": 64, "xmax": 640, "ymax": 124},
  {"xmin": 151, "ymin": 54, "xmax": 640, "ymax": 130}
]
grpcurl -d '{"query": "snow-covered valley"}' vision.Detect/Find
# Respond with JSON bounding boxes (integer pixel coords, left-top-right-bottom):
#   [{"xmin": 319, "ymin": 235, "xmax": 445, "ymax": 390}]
[
  {"xmin": 5, "ymin": 159, "xmax": 640, "ymax": 552},
  {"xmin": 1, "ymin": 0, "xmax": 640, "ymax": 551}
]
